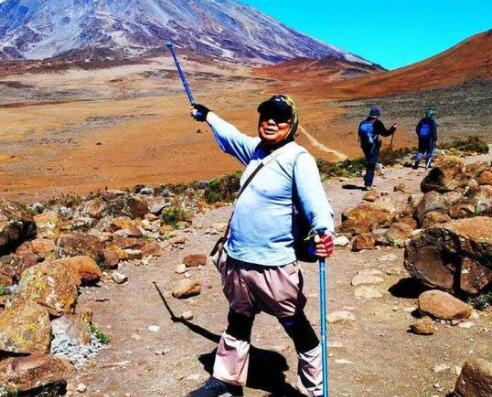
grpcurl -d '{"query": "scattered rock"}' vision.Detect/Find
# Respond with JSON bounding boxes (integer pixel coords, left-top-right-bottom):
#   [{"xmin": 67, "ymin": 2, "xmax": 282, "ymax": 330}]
[
  {"xmin": 454, "ymin": 358, "xmax": 492, "ymax": 397},
  {"xmin": 354, "ymin": 286, "xmax": 383, "ymax": 299},
  {"xmin": 0, "ymin": 199, "xmax": 36, "ymax": 255},
  {"xmin": 34, "ymin": 211, "xmax": 61, "ymax": 240},
  {"xmin": 410, "ymin": 316, "xmax": 438, "ymax": 335},
  {"xmin": 340, "ymin": 203, "xmax": 394, "ymax": 235},
  {"xmin": 418, "ymin": 290, "xmax": 472, "ymax": 320},
  {"xmin": 148, "ymin": 325, "xmax": 160, "ymax": 333},
  {"xmin": 175, "ymin": 264, "xmax": 187, "ymax": 274},
  {"xmin": 352, "ymin": 233, "xmax": 376, "ymax": 252},
  {"xmin": 478, "ymin": 170, "xmax": 492, "ymax": 186},
  {"xmin": 57, "ymin": 232, "xmax": 105, "ymax": 263},
  {"xmin": 414, "ymin": 191, "xmax": 446, "ymax": 226},
  {"xmin": 183, "ymin": 253, "xmax": 207, "ymax": 268},
  {"xmin": 327, "ymin": 311, "xmax": 355, "ymax": 324},
  {"xmin": 421, "ymin": 156, "xmax": 467, "ymax": 193},
  {"xmin": 433, "ymin": 363, "xmax": 451, "ymax": 373},
  {"xmin": 31, "ymin": 238, "xmax": 56, "ymax": 257},
  {"xmin": 51, "ymin": 312, "xmax": 93, "ymax": 346},
  {"xmin": 18, "ymin": 261, "xmax": 79, "ymax": 317},
  {"xmin": 112, "ymin": 272, "xmax": 128, "ymax": 284},
  {"xmin": 77, "ymin": 383, "xmax": 88, "ymax": 393},
  {"xmin": 394, "ymin": 182, "xmax": 412, "ymax": 193},
  {"xmin": 141, "ymin": 241, "xmax": 162, "ymax": 257},
  {"xmin": 333, "ymin": 236, "xmax": 350, "ymax": 247},
  {"xmin": 351, "ymin": 270, "xmax": 384, "ymax": 286},
  {"xmin": 180, "ymin": 311, "xmax": 193, "ymax": 320},
  {"xmin": 52, "ymin": 256, "xmax": 102, "ymax": 284},
  {"xmin": 84, "ymin": 198, "xmax": 107, "ymax": 219},
  {"xmin": 172, "ymin": 279, "xmax": 201, "ymax": 299},
  {"xmin": 0, "ymin": 299, "xmax": 51, "ymax": 354},
  {"xmin": 363, "ymin": 190, "xmax": 380, "ymax": 202},
  {"xmin": 0, "ymin": 354, "xmax": 71, "ymax": 395}
]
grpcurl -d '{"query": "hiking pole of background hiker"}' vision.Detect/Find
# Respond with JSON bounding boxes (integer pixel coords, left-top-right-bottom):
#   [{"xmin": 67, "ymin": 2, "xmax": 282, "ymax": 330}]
[
  {"xmin": 167, "ymin": 41, "xmax": 207, "ymax": 120},
  {"xmin": 319, "ymin": 257, "xmax": 329, "ymax": 397}
]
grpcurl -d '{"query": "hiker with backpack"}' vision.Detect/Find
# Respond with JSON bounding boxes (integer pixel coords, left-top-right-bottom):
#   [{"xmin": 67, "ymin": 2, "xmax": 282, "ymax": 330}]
[
  {"xmin": 358, "ymin": 107, "xmax": 397, "ymax": 190},
  {"xmin": 188, "ymin": 95, "xmax": 335, "ymax": 397},
  {"xmin": 414, "ymin": 108, "xmax": 438, "ymax": 169}
]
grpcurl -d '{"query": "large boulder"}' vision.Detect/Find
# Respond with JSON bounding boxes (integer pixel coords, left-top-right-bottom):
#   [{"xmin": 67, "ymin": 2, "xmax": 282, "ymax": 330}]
[
  {"xmin": 50, "ymin": 256, "xmax": 101, "ymax": 284},
  {"xmin": 0, "ymin": 199, "xmax": 36, "ymax": 255},
  {"xmin": 414, "ymin": 191, "xmax": 446, "ymax": 226},
  {"xmin": 56, "ymin": 232, "xmax": 104, "ymax": 262},
  {"xmin": 0, "ymin": 354, "xmax": 71, "ymax": 396},
  {"xmin": 0, "ymin": 299, "xmax": 51, "ymax": 354},
  {"xmin": 404, "ymin": 217, "xmax": 492, "ymax": 296},
  {"xmin": 455, "ymin": 358, "xmax": 492, "ymax": 397},
  {"xmin": 340, "ymin": 203, "xmax": 394, "ymax": 235},
  {"xmin": 421, "ymin": 156, "xmax": 468, "ymax": 193},
  {"xmin": 106, "ymin": 195, "xmax": 149, "ymax": 219},
  {"xmin": 18, "ymin": 261, "xmax": 79, "ymax": 317}
]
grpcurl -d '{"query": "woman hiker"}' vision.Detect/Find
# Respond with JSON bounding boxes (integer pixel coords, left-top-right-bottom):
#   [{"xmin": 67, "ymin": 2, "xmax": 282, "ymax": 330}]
[
  {"xmin": 358, "ymin": 107, "xmax": 397, "ymax": 190},
  {"xmin": 414, "ymin": 108, "xmax": 438, "ymax": 169},
  {"xmin": 187, "ymin": 95, "xmax": 335, "ymax": 397}
]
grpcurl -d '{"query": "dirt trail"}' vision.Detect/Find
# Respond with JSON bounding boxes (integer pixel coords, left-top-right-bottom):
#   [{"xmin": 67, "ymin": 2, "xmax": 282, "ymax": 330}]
[
  {"xmin": 69, "ymin": 150, "xmax": 492, "ymax": 397},
  {"xmin": 299, "ymin": 125, "xmax": 348, "ymax": 161}
]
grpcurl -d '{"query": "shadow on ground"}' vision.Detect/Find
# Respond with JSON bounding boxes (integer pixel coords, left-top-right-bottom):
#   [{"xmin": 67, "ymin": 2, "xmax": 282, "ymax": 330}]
[
  {"xmin": 388, "ymin": 277, "xmax": 430, "ymax": 299},
  {"xmin": 153, "ymin": 282, "xmax": 304, "ymax": 397}
]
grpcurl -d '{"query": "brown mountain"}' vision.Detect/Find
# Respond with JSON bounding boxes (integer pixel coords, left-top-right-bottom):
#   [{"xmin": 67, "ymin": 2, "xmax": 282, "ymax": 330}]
[{"xmin": 320, "ymin": 29, "xmax": 492, "ymax": 99}]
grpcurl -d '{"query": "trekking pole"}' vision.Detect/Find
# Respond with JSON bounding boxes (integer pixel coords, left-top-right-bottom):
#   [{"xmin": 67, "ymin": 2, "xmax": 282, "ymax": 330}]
[
  {"xmin": 389, "ymin": 133, "xmax": 395, "ymax": 152},
  {"xmin": 319, "ymin": 258, "xmax": 329, "ymax": 396},
  {"xmin": 166, "ymin": 41, "xmax": 195, "ymax": 106}
]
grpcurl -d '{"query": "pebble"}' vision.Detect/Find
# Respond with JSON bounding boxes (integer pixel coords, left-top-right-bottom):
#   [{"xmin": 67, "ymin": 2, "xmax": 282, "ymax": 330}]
[
  {"xmin": 111, "ymin": 271, "xmax": 128, "ymax": 284},
  {"xmin": 175, "ymin": 264, "xmax": 187, "ymax": 274},
  {"xmin": 433, "ymin": 364, "xmax": 450, "ymax": 373},
  {"xmin": 131, "ymin": 334, "xmax": 141, "ymax": 341},
  {"xmin": 351, "ymin": 273, "xmax": 384, "ymax": 286},
  {"xmin": 328, "ymin": 311, "xmax": 356, "ymax": 323},
  {"xmin": 458, "ymin": 321, "xmax": 474, "ymax": 329},
  {"xmin": 180, "ymin": 311, "xmax": 193, "ymax": 320},
  {"xmin": 354, "ymin": 286, "xmax": 383, "ymax": 299},
  {"xmin": 148, "ymin": 325, "xmax": 160, "ymax": 333},
  {"xmin": 77, "ymin": 383, "xmax": 87, "ymax": 393},
  {"xmin": 335, "ymin": 359, "xmax": 354, "ymax": 365},
  {"xmin": 380, "ymin": 254, "xmax": 397, "ymax": 262},
  {"xmin": 334, "ymin": 236, "xmax": 350, "ymax": 247}
]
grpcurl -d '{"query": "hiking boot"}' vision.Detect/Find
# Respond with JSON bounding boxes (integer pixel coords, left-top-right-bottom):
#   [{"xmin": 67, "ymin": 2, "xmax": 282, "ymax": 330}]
[{"xmin": 187, "ymin": 377, "xmax": 243, "ymax": 397}]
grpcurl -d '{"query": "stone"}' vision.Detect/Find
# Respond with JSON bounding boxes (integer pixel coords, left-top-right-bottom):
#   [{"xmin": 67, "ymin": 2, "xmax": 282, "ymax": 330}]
[
  {"xmin": 34, "ymin": 211, "xmax": 61, "ymax": 240},
  {"xmin": 57, "ymin": 232, "xmax": 105, "ymax": 263},
  {"xmin": 478, "ymin": 170, "xmax": 492, "ymax": 186},
  {"xmin": 418, "ymin": 290, "xmax": 472, "ymax": 320},
  {"xmin": 148, "ymin": 325, "xmax": 160, "ymax": 333},
  {"xmin": 327, "ymin": 311, "xmax": 355, "ymax": 324},
  {"xmin": 0, "ymin": 299, "xmax": 51, "ymax": 354},
  {"xmin": 0, "ymin": 354, "xmax": 71, "ymax": 395},
  {"xmin": 410, "ymin": 316, "xmax": 438, "ymax": 335},
  {"xmin": 172, "ymin": 279, "xmax": 201, "ymax": 299},
  {"xmin": 415, "ymin": 191, "xmax": 446, "ymax": 226},
  {"xmin": 354, "ymin": 286, "xmax": 383, "ymax": 299},
  {"xmin": 30, "ymin": 238, "xmax": 56, "ymax": 257},
  {"xmin": 421, "ymin": 210, "xmax": 451, "ymax": 228},
  {"xmin": 108, "ymin": 196, "xmax": 149, "ymax": 220},
  {"xmin": 175, "ymin": 264, "xmax": 187, "ymax": 274},
  {"xmin": 18, "ymin": 261, "xmax": 79, "ymax": 317},
  {"xmin": 351, "ymin": 271, "xmax": 384, "ymax": 286},
  {"xmin": 421, "ymin": 156, "xmax": 467, "ymax": 193},
  {"xmin": 84, "ymin": 198, "xmax": 107, "ymax": 219},
  {"xmin": 404, "ymin": 217, "xmax": 492, "ymax": 295},
  {"xmin": 52, "ymin": 256, "xmax": 102, "ymax": 284},
  {"xmin": 340, "ymin": 203, "xmax": 394, "ymax": 235},
  {"xmin": 125, "ymin": 249, "xmax": 143, "ymax": 260},
  {"xmin": 103, "ymin": 244, "xmax": 129, "ymax": 267},
  {"xmin": 384, "ymin": 223, "xmax": 414, "ymax": 247},
  {"xmin": 472, "ymin": 185, "xmax": 492, "ymax": 214},
  {"xmin": 183, "ymin": 253, "xmax": 207, "ymax": 268},
  {"xmin": 433, "ymin": 364, "xmax": 451, "ymax": 373},
  {"xmin": 455, "ymin": 358, "xmax": 492, "ymax": 397},
  {"xmin": 363, "ymin": 190, "xmax": 380, "ymax": 202},
  {"xmin": 112, "ymin": 271, "xmax": 128, "ymax": 284},
  {"xmin": 448, "ymin": 202, "xmax": 477, "ymax": 219},
  {"xmin": 180, "ymin": 311, "xmax": 193, "ymax": 320},
  {"xmin": 77, "ymin": 383, "xmax": 88, "ymax": 393},
  {"xmin": 352, "ymin": 233, "xmax": 376, "ymax": 252},
  {"xmin": 458, "ymin": 321, "xmax": 474, "ymax": 329},
  {"xmin": 333, "ymin": 236, "xmax": 350, "ymax": 247},
  {"xmin": 51, "ymin": 312, "xmax": 93, "ymax": 346},
  {"xmin": 394, "ymin": 182, "xmax": 412, "ymax": 193},
  {"xmin": 142, "ymin": 241, "xmax": 162, "ymax": 257},
  {"xmin": 0, "ymin": 199, "xmax": 36, "ymax": 255}
]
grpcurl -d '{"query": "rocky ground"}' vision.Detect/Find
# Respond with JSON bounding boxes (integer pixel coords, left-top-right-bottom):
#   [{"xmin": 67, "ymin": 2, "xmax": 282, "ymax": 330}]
[{"xmin": 1, "ymin": 148, "xmax": 492, "ymax": 397}]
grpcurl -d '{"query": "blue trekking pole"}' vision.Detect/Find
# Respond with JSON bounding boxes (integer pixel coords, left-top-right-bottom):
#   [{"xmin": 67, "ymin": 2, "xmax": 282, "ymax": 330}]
[
  {"xmin": 319, "ymin": 258, "xmax": 329, "ymax": 396},
  {"xmin": 166, "ymin": 41, "xmax": 196, "ymax": 106}
]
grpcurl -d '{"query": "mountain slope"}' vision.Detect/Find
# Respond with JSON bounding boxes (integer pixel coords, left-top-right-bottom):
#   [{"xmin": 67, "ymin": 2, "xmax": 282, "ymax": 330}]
[
  {"xmin": 322, "ymin": 30, "xmax": 492, "ymax": 99},
  {"xmin": 0, "ymin": 0, "xmax": 375, "ymax": 65}
]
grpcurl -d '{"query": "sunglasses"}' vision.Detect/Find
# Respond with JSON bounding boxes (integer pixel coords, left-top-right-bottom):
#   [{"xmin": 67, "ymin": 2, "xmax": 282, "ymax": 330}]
[{"xmin": 259, "ymin": 111, "xmax": 292, "ymax": 124}]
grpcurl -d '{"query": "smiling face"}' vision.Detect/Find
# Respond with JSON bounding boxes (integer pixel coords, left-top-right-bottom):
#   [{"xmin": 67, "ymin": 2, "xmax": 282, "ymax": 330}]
[{"xmin": 258, "ymin": 117, "xmax": 292, "ymax": 145}]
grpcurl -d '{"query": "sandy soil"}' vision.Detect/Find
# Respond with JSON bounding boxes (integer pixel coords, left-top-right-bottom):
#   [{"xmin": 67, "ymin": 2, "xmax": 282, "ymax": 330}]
[{"xmin": 66, "ymin": 151, "xmax": 492, "ymax": 397}]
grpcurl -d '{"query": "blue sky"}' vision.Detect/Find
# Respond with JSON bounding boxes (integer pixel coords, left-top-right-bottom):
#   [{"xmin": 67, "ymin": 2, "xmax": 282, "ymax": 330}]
[{"xmin": 241, "ymin": 0, "xmax": 492, "ymax": 70}]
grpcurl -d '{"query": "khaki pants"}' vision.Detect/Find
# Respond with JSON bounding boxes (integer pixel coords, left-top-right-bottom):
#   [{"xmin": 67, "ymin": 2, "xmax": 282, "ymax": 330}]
[{"xmin": 213, "ymin": 253, "xmax": 322, "ymax": 396}]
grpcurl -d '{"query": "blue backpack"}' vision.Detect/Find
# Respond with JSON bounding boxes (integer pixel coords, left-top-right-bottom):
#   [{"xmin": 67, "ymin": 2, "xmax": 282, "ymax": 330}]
[
  {"xmin": 358, "ymin": 120, "xmax": 376, "ymax": 146},
  {"xmin": 419, "ymin": 122, "xmax": 431, "ymax": 138}
]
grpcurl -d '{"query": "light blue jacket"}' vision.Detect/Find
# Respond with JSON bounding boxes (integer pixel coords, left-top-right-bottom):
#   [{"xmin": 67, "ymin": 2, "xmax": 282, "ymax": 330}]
[{"xmin": 207, "ymin": 112, "xmax": 334, "ymax": 266}]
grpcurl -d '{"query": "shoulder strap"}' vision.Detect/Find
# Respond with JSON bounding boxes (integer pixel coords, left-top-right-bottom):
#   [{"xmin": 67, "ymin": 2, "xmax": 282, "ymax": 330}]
[{"xmin": 220, "ymin": 141, "xmax": 295, "ymax": 242}]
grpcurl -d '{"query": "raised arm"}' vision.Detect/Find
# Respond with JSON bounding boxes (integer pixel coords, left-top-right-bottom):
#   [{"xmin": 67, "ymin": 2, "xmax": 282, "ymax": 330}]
[
  {"xmin": 191, "ymin": 104, "xmax": 259, "ymax": 166},
  {"xmin": 293, "ymin": 152, "xmax": 335, "ymax": 236}
]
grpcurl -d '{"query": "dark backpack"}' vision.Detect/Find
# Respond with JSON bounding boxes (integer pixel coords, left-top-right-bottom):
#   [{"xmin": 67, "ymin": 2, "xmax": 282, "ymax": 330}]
[
  {"xmin": 358, "ymin": 119, "xmax": 376, "ymax": 147},
  {"xmin": 418, "ymin": 121, "xmax": 431, "ymax": 138}
]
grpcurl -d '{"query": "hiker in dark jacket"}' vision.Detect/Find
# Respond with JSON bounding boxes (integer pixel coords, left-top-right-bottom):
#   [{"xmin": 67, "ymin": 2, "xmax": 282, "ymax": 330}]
[
  {"xmin": 358, "ymin": 107, "xmax": 397, "ymax": 189},
  {"xmin": 414, "ymin": 108, "xmax": 438, "ymax": 169}
]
